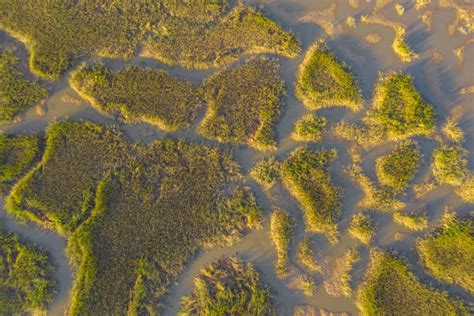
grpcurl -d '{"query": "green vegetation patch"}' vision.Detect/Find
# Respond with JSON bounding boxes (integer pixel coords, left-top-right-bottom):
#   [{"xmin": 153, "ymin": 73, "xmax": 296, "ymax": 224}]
[
  {"xmin": 297, "ymin": 238, "xmax": 320, "ymax": 272},
  {"xmin": 0, "ymin": 224, "xmax": 57, "ymax": 315},
  {"xmin": 250, "ymin": 156, "xmax": 281, "ymax": 190},
  {"xmin": 295, "ymin": 43, "xmax": 363, "ymax": 111},
  {"xmin": 324, "ymin": 248, "xmax": 359, "ymax": 297},
  {"xmin": 6, "ymin": 121, "xmax": 262, "ymax": 314},
  {"xmin": 417, "ymin": 212, "xmax": 474, "ymax": 294},
  {"xmin": 356, "ymin": 249, "xmax": 468, "ymax": 315},
  {"xmin": 455, "ymin": 175, "xmax": 474, "ymax": 203},
  {"xmin": 375, "ymin": 140, "xmax": 421, "ymax": 192},
  {"xmin": 393, "ymin": 212, "xmax": 428, "ymax": 231},
  {"xmin": 432, "ymin": 145, "xmax": 468, "ymax": 186},
  {"xmin": 199, "ymin": 58, "xmax": 285, "ymax": 150},
  {"xmin": 0, "ymin": 52, "xmax": 46, "ymax": 121},
  {"xmin": 0, "ymin": 1, "xmax": 299, "ymax": 78},
  {"xmin": 348, "ymin": 213, "xmax": 375, "ymax": 244},
  {"xmin": 180, "ymin": 257, "xmax": 275, "ymax": 315},
  {"xmin": 281, "ymin": 148, "xmax": 341, "ymax": 243},
  {"xmin": 291, "ymin": 114, "xmax": 327, "ymax": 142},
  {"xmin": 270, "ymin": 208, "xmax": 295, "ymax": 278},
  {"xmin": 70, "ymin": 64, "xmax": 203, "ymax": 131}
]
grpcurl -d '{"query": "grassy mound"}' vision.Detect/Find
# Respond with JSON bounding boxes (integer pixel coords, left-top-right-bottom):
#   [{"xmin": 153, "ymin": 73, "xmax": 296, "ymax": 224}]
[
  {"xmin": 356, "ymin": 249, "xmax": 468, "ymax": 315},
  {"xmin": 250, "ymin": 156, "xmax": 281, "ymax": 190},
  {"xmin": 291, "ymin": 114, "xmax": 327, "ymax": 142},
  {"xmin": 0, "ymin": 52, "xmax": 46, "ymax": 121},
  {"xmin": 0, "ymin": 224, "xmax": 57, "ymax": 315},
  {"xmin": 455, "ymin": 176, "xmax": 474, "ymax": 203},
  {"xmin": 180, "ymin": 257, "xmax": 275, "ymax": 315},
  {"xmin": 393, "ymin": 212, "xmax": 428, "ymax": 231},
  {"xmin": 0, "ymin": 1, "xmax": 299, "ymax": 78},
  {"xmin": 6, "ymin": 121, "xmax": 262, "ymax": 314},
  {"xmin": 297, "ymin": 237, "xmax": 320, "ymax": 272},
  {"xmin": 270, "ymin": 208, "xmax": 295, "ymax": 278},
  {"xmin": 417, "ymin": 212, "xmax": 473, "ymax": 294},
  {"xmin": 432, "ymin": 145, "xmax": 468, "ymax": 186},
  {"xmin": 348, "ymin": 213, "xmax": 375, "ymax": 244},
  {"xmin": 281, "ymin": 148, "xmax": 341, "ymax": 243},
  {"xmin": 324, "ymin": 248, "xmax": 359, "ymax": 297},
  {"xmin": 70, "ymin": 64, "xmax": 203, "ymax": 131},
  {"xmin": 375, "ymin": 140, "xmax": 421, "ymax": 192},
  {"xmin": 296, "ymin": 44, "xmax": 363, "ymax": 111},
  {"xmin": 0, "ymin": 134, "xmax": 39, "ymax": 193},
  {"xmin": 199, "ymin": 58, "xmax": 285, "ymax": 150},
  {"xmin": 367, "ymin": 72, "xmax": 436, "ymax": 139}
]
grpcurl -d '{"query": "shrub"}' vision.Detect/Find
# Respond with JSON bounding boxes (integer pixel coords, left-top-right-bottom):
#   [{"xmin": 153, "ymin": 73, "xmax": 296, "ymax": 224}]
[
  {"xmin": 356, "ymin": 249, "xmax": 469, "ymax": 315},
  {"xmin": 296, "ymin": 237, "xmax": 320, "ymax": 272},
  {"xmin": 270, "ymin": 208, "xmax": 295, "ymax": 278},
  {"xmin": 250, "ymin": 157, "xmax": 280, "ymax": 190},
  {"xmin": 432, "ymin": 145, "xmax": 468, "ymax": 186},
  {"xmin": 199, "ymin": 58, "xmax": 285, "ymax": 150},
  {"xmin": 393, "ymin": 212, "xmax": 428, "ymax": 231},
  {"xmin": 324, "ymin": 248, "xmax": 359, "ymax": 297},
  {"xmin": 291, "ymin": 114, "xmax": 327, "ymax": 142},
  {"xmin": 295, "ymin": 43, "xmax": 363, "ymax": 111},
  {"xmin": 179, "ymin": 257, "xmax": 275, "ymax": 315},
  {"xmin": 348, "ymin": 213, "xmax": 375, "ymax": 244},
  {"xmin": 417, "ymin": 212, "xmax": 473, "ymax": 294}
]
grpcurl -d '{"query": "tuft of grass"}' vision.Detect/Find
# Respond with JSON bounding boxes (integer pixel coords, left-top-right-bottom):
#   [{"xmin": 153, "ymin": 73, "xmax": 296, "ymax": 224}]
[
  {"xmin": 70, "ymin": 64, "xmax": 203, "ymax": 131},
  {"xmin": 455, "ymin": 175, "xmax": 474, "ymax": 203},
  {"xmin": 348, "ymin": 213, "xmax": 376, "ymax": 244},
  {"xmin": 250, "ymin": 156, "xmax": 281, "ymax": 190},
  {"xmin": 442, "ymin": 118, "xmax": 464, "ymax": 143},
  {"xmin": 432, "ymin": 145, "xmax": 468, "ymax": 186},
  {"xmin": 333, "ymin": 121, "xmax": 386, "ymax": 149},
  {"xmin": 324, "ymin": 248, "xmax": 359, "ymax": 297},
  {"xmin": 346, "ymin": 16, "xmax": 357, "ymax": 28},
  {"xmin": 270, "ymin": 208, "xmax": 295, "ymax": 278},
  {"xmin": 0, "ymin": 223, "xmax": 58, "ymax": 315},
  {"xmin": 395, "ymin": 4, "xmax": 405, "ymax": 15},
  {"xmin": 417, "ymin": 211, "xmax": 473, "ymax": 294},
  {"xmin": 356, "ymin": 249, "xmax": 469, "ymax": 315},
  {"xmin": 288, "ymin": 273, "xmax": 317, "ymax": 297},
  {"xmin": 297, "ymin": 237, "xmax": 320, "ymax": 272},
  {"xmin": 199, "ymin": 58, "xmax": 285, "ymax": 151},
  {"xmin": 393, "ymin": 212, "xmax": 428, "ymax": 231},
  {"xmin": 179, "ymin": 257, "xmax": 275, "ymax": 315},
  {"xmin": 416, "ymin": 0, "xmax": 431, "ymax": 9},
  {"xmin": 291, "ymin": 114, "xmax": 327, "ymax": 142},
  {"xmin": 375, "ymin": 140, "xmax": 421, "ymax": 192},
  {"xmin": 296, "ymin": 43, "xmax": 363, "ymax": 111},
  {"xmin": 0, "ymin": 52, "xmax": 46, "ymax": 121},
  {"xmin": 281, "ymin": 147, "xmax": 341, "ymax": 243}
]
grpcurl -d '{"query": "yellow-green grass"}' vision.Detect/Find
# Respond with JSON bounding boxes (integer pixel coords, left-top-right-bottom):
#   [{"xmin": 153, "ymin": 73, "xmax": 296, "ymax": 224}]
[
  {"xmin": 324, "ymin": 248, "xmax": 359, "ymax": 297},
  {"xmin": 442, "ymin": 118, "xmax": 464, "ymax": 143},
  {"xmin": 417, "ymin": 212, "xmax": 473, "ymax": 294},
  {"xmin": 199, "ymin": 58, "xmax": 285, "ymax": 151},
  {"xmin": 297, "ymin": 238, "xmax": 320, "ymax": 272},
  {"xmin": 281, "ymin": 148, "xmax": 341, "ymax": 243},
  {"xmin": 250, "ymin": 156, "xmax": 281, "ymax": 190},
  {"xmin": 455, "ymin": 175, "xmax": 474, "ymax": 203},
  {"xmin": 70, "ymin": 64, "xmax": 203, "ymax": 131},
  {"xmin": 375, "ymin": 140, "xmax": 421, "ymax": 192},
  {"xmin": 0, "ymin": 134, "xmax": 39, "ymax": 193},
  {"xmin": 366, "ymin": 72, "xmax": 436, "ymax": 140},
  {"xmin": 0, "ymin": 52, "xmax": 46, "ymax": 121},
  {"xmin": 296, "ymin": 43, "xmax": 363, "ymax": 111},
  {"xmin": 0, "ymin": 223, "xmax": 57, "ymax": 315},
  {"xmin": 393, "ymin": 212, "xmax": 428, "ymax": 231},
  {"xmin": 348, "ymin": 213, "xmax": 375, "ymax": 244},
  {"xmin": 432, "ymin": 145, "xmax": 469, "ymax": 186},
  {"xmin": 0, "ymin": 1, "xmax": 299, "ymax": 79},
  {"xmin": 291, "ymin": 114, "xmax": 327, "ymax": 142},
  {"xmin": 333, "ymin": 121, "xmax": 386, "ymax": 149},
  {"xmin": 356, "ymin": 249, "xmax": 468, "ymax": 315},
  {"xmin": 179, "ymin": 257, "xmax": 275, "ymax": 315},
  {"xmin": 6, "ymin": 121, "xmax": 262, "ymax": 314},
  {"xmin": 270, "ymin": 208, "xmax": 295, "ymax": 278},
  {"xmin": 288, "ymin": 273, "xmax": 317, "ymax": 297}
]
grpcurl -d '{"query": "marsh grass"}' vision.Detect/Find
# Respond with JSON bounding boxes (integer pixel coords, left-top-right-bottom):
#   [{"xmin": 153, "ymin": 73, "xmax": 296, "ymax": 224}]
[
  {"xmin": 270, "ymin": 208, "xmax": 295, "ymax": 278},
  {"xmin": 297, "ymin": 237, "xmax": 321, "ymax": 272},
  {"xmin": 455, "ymin": 176, "xmax": 474, "ymax": 203},
  {"xmin": 393, "ymin": 212, "xmax": 428, "ymax": 231},
  {"xmin": 432, "ymin": 145, "xmax": 468, "ymax": 186},
  {"xmin": 356, "ymin": 249, "xmax": 468, "ymax": 315},
  {"xmin": 324, "ymin": 248, "xmax": 359, "ymax": 297},
  {"xmin": 199, "ymin": 58, "xmax": 285, "ymax": 150},
  {"xmin": 295, "ymin": 43, "xmax": 363, "ymax": 111},
  {"xmin": 291, "ymin": 114, "xmax": 327, "ymax": 142},
  {"xmin": 442, "ymin": 118, "xmax": 464, "ymax": 143},
  {"xmin": 333, "ymin": 122, "xmax": 386, "ymax": 149},
  {"xmin": 348, "ymin": 213, "xmax": 375, "ymax": 244},
  {"xmin": 250, "ymin": 157, "xmax": 281, "ymax": 190},
  {"xmin": 179, "ymin": 257, "xmax": 275, "ymax": 315},
  {"xmin": 287, "ymin": 272, "xmax": 317, "ymax": 297}
]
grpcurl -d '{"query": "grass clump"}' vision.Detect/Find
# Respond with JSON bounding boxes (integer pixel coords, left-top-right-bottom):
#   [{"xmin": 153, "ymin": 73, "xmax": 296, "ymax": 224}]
[
  {"xmin": 0, "ymin": 134, "xmax": 39, "ymax": 193},
  {"xmin": 432, "ymin": 145, "xmax": 468, "ymax": 186},
  {"xmin": 250, "ymin": 157, "xmax": 281, "ymax": 190},
  {"xmin": 0, "ymin": 224, "xmax": 57, "ymax": 315},
  {"xmin": 356, "ymin": 249, "xmax": 468, "ymax": 315},
  {"xmin": 393, "ymin": 212, "xmax": 428, "ymax": 231},
  {"xmin": 348, "ymin": 213, "xmax": 375, "ymax": 244},
  {"xmin": 333, "ymin": 122, "xmax": 386, "ymax": 149},
  {"xmin": 324, "ymin": 248, "xmax": 359, "ymax": 297},
  {"xmin": 70, "ymin": 64, "xmax": 203, "ymax": 131},
  {"xmin": 455, "ymin": 176, "xmax": 474, "ymax": 203},
  {"xmin": 281, "ymin": 148, "xmax": 341, "ymax": 243},
  {"xmin": 288, "ymin": 273, "xmax": 317, "ymax": 297},
  {"xmin": 375, "ymin": 140, "xmax": 421, "ymax": 192},
  {"xmin": 199, "ymin": 58, "xmax": 285, "ymax": 150},
  {"xmin": 180, "ymin": 257, "xmax": 275, "ymax": 315},
  {"xmin": 296, "ymin": 43, "xmax": 363, "ymax": 111},
  {"xmin": 417, "ymin": 211, "xmax": 474, "ymax": 294},
  {"xmin": 297, "ymin": 238, "xmax": 320, "ymax": 272},
  {"xmin": 0, "ymin": 52, "xmax": 46, "ymax": 121},
  {"xmin": 270, "ymin": 208, "xmax": 295, "ymax": 278},
  {"xmin": 291, "ymin": 114, "xmax": 327, "ymax": 142},
  {"xmin": 6, "ymin": 121, "xmax": 262, "ymax": 314},
  {"xmin": 442, "ymin": 118, "xmax": 464, "ymax": 143}
]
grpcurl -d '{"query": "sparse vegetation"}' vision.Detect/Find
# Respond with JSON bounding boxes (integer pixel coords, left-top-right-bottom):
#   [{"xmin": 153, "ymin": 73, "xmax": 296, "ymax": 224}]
[
  {"xmin": 270, "ymin": 208, "xmax": 295, "ymax": 278},
  {"xmin": 395, "ymin": 4, "xmax": 405, "ymax": 15},
  {"xmin": 324, "ymin": 248, "xmax": 359, "ymax": 297},
  {"xmin": 180, "ymin": 257, "xmax": 275, "ymax": 315},
  {"xmin": 442, "ymin": 118, "xmax": 464, "ymax": 143},
  {"xmin": 288, "ymin": 273, "xmax": 316, "ymax": 297},
  {"xmin": 296, "ymin": 43, "xmax": 363, "ymax": 111},
  {"xmin": 250, "ymin": 156, "xmax": 281, "ymax": 190},
  {"xmin": 297, "ymin": 238, "xmax": 320, "ymax": 272},
  {"xmin": 199, "ymin": 58, "xmax": 285, "ymax": 150},
  {"xmin": 356, "ymin": 249, "xmax": 469, "ymax": 315},
  {"xmin": 346, "ymin": 16, "xmax": 357, "ymax": 28},
  {"xmin": 291, "ymin": 114, "xmax": 327, "ymax": 142},
  {"xmin": 432, "ymin": 145, "xmax": 468, "ymax": 186},
  {"xmin": 417, "ymin": 211, "xmax": 473, "ymax": 294},
  {"xmin": 393, "ymin": 212, "xmax": 428, "ymax": 231},
  {"xmin": 455, "ymin": 176, "xmax": 474, "ymax": 203},
  {"xmin": 333, "ymin": 122, "xmax": 386, "ymax": 149},
  {"xmin": 349, "ymin": 213, "xmax": 375, "ymax": 244},
  {"xmin": 416, "ymin": 0, "xmax": 431, "ymax": 10}
]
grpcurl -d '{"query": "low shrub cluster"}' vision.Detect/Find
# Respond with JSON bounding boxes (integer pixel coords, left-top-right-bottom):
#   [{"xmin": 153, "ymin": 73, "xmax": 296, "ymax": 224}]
[
  {"xmin": 356, "ymin": 249, "xmax": 468, "ymax": 315},
  {"xmin": 393, "ymin": 212, "xmax": 428, "ymax": 231},
  {"xmin": 296, "ymin": 237, "xmax": 320, "ymax": 272},
  {"xmin": 199, "ymin": 58, "xmax": 285, "ymax": 150},
  {"xmin": 270, "ymin": 208, "xmax": 295, "ymax": 278},
  {"xmin": 180, "ymin": 257, "xmax": 275, "ymax": 315},
  {"xmin": 348, "ymin": 213, "xmax": 375, "ymax": 244},
  {"xmin": 291, "ymin": 114, "xmax": 327, "ymax": 142},
  {"xmin": 0, "ymin": 224, "xmax": 57, "ymax": 314},
  {"xmin": 324, "ymin": 248, "xmax": 359, "ymax": 297},
  {"xmin": 250, "ymin": 156, "xmax": 281, "ymax": 190},
  {"xmin": 432, "ymin": 145, "xmax": 468, "ymax": 186}
]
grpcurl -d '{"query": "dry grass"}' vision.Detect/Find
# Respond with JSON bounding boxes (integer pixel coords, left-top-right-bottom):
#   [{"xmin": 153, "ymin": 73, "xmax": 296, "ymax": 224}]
[
  {"xmin": 324, "ymin": 248, "xmax": 359, "ymax": 297},
  {"xmin": 270, "ymin": 208, "xmax": 295, "ymax": 278}
]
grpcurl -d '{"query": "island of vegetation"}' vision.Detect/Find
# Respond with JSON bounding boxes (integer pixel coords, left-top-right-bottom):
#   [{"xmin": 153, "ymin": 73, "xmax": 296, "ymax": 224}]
[
  {"xmin": 295, "ymin": 43, "xmax": 363, "ymax": 111},
  {"xmin": 291, "ymin": 114, "xmax": 327, "ymax": 142},
  {"xmin": 70, "ymin": 64, "xmax": 203, "ymax": 131},
  {"xmin": 348, "ymin": 213, "xmax": 376, "ymax": 244},
  {"xmin": 250, "ymin": 156, "xmax": 281, "ymax": 190},
  {"xmin": 199, "ymin": 58, "xmax": 285, "ymax": 150},
  {"xmin": 432, "ymin": 145, "xmax": 468, "ymax": 186},
  {"xmin": 296, "ymin": 237, "xmax": 320, "ymax": 272},
  {"xmin": 180, "ymin": 257, "xmax": 275, "ymax": 315},
  {"xmin": 393, "ymin": 211, "xmax": 428, "ymax": 231},
  {"xmin": 0, "ymin": 223, "xmax": 57, "ymax": 315},
  {"xmin": 324, "ymin": 248, "xmax": 359, "ymax": 297},
  {"xmin": 270, "ymin": 208, "xmax": 295, "ymax": 278},
  {"xmin": 0, "ymin": 1, "xmax": 299, "ymax": 79},
  {"xmin": 6, "ymin": 121, "xmax": 262, "ymax": 315}
]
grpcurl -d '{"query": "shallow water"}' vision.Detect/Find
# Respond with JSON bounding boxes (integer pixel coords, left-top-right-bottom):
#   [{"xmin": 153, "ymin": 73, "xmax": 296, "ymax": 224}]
[{"xmin": 1, "ymin": 0, "xmax": 473, "ymax": 315}]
